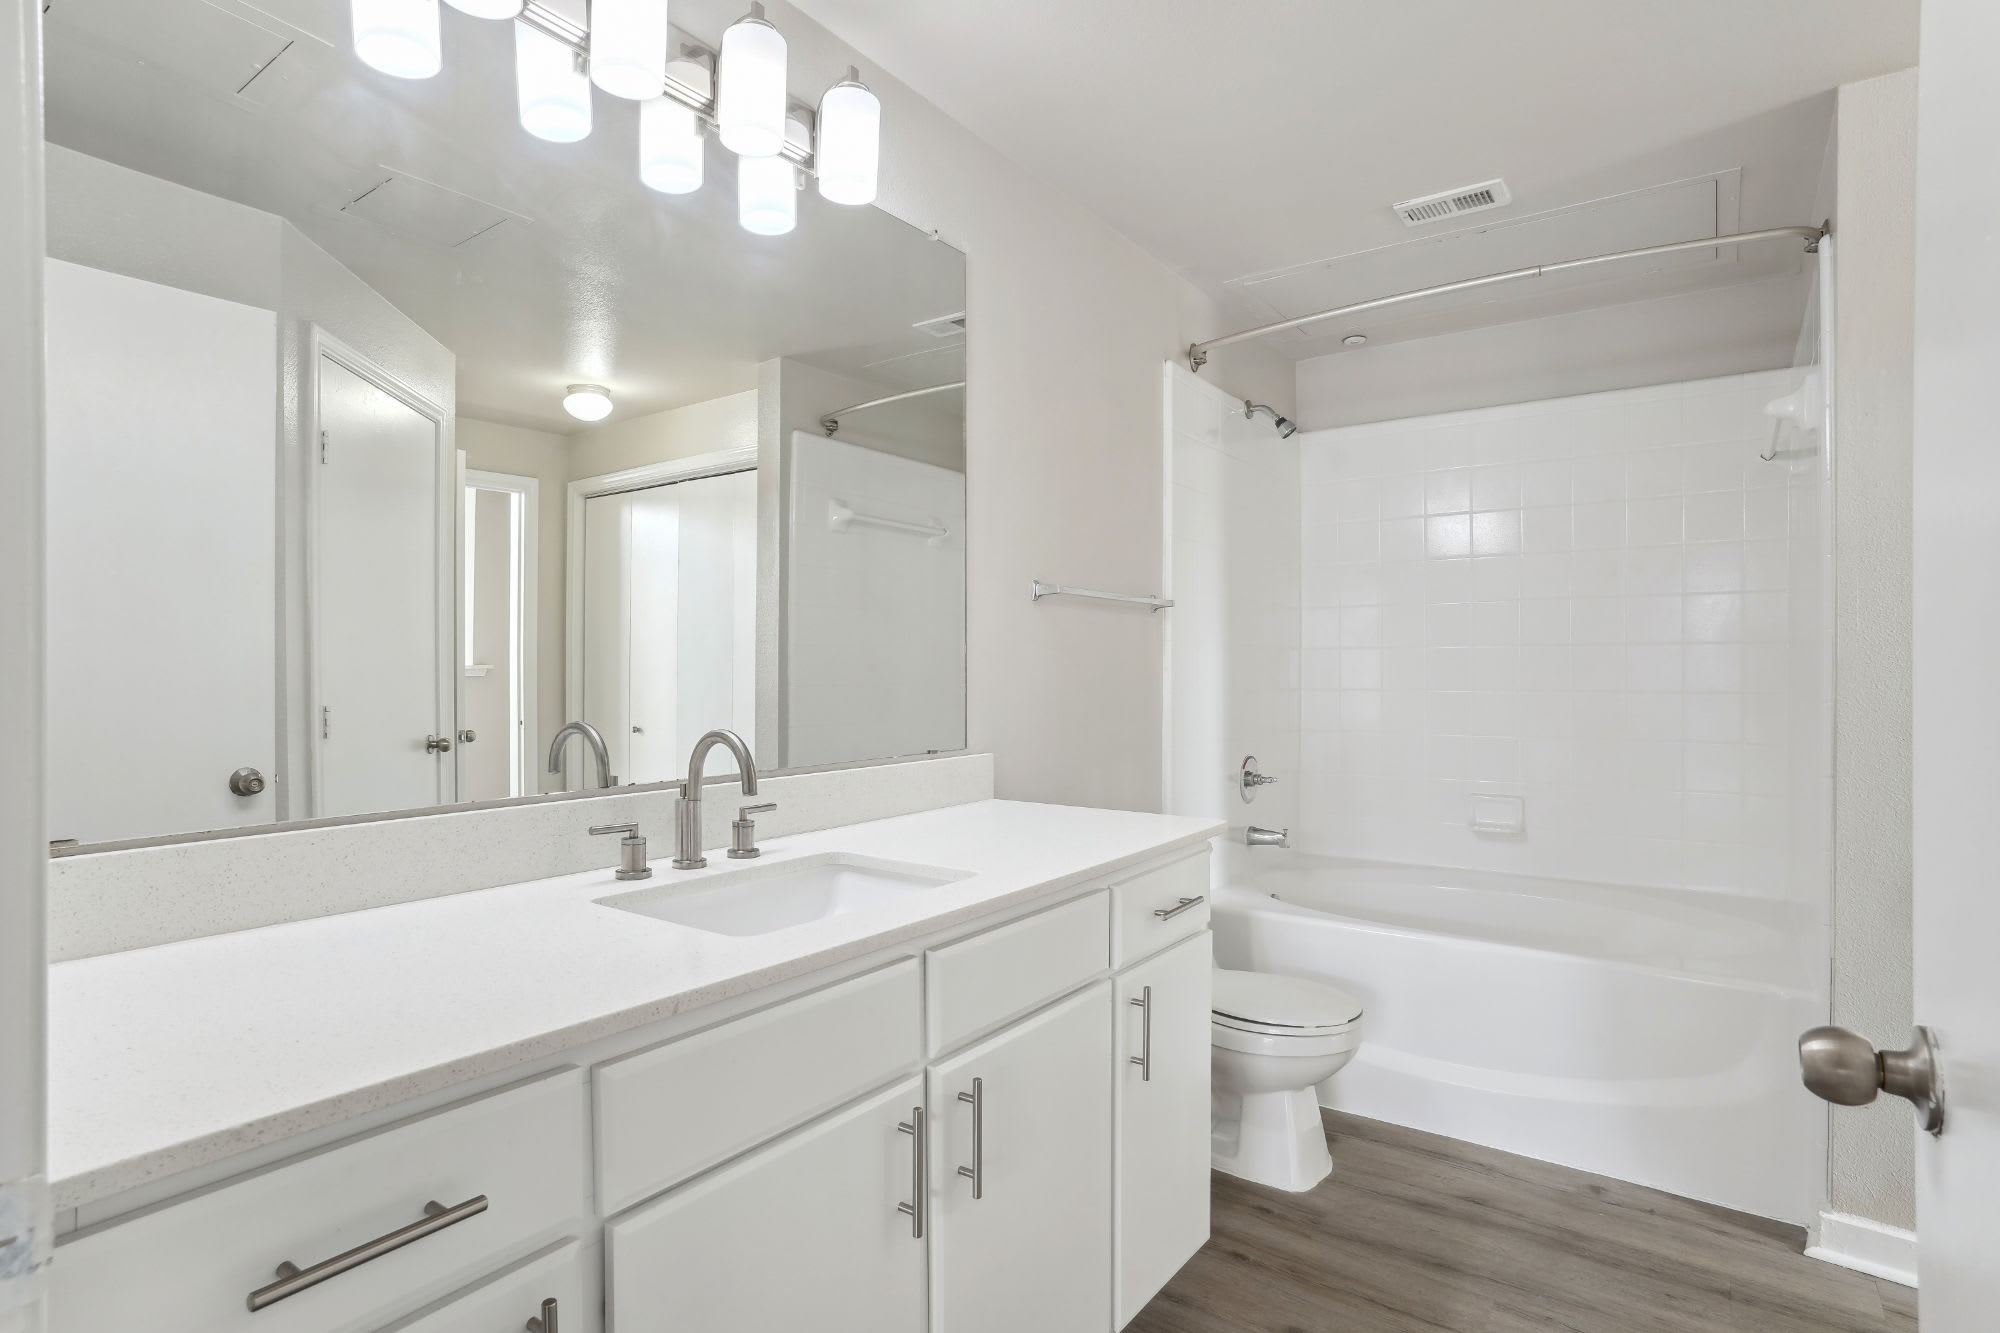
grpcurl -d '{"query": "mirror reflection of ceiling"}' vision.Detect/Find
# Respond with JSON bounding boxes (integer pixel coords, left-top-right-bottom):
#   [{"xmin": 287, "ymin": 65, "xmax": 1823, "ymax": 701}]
[{"xmin": 41, "ymin": 0, "xmax": 967, "ymax": 432}]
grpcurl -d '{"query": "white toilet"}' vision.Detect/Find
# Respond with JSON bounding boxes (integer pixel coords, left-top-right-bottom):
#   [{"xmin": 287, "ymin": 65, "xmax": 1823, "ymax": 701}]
[{"xmin": 1209, "ymin": 968, "xmax": 1364, "ymax": 1192}]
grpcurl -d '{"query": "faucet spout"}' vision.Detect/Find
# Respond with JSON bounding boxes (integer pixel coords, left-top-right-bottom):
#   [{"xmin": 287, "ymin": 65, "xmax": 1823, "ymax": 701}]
[
  {"xmin": 548, "ymin": 721, "xmax": 616, "ymax": 789},
  {"xmin": 674, "ymin": 729, "xmax": 758, "ymax": 869}
]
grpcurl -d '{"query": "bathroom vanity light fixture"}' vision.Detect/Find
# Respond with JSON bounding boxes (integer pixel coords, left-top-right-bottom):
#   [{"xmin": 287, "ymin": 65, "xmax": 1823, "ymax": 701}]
[
  {"xmin": 444, "ymin": 0, "xmax": 524, "ymax": 17},
  {"xmin": 738, "ymin": 115, "xmax": 808, "ymax": 235},
  {"xmin": 515, "ymin": 19, "xmax": 593, "ymax": 143},
  {"xmin": 816, "ymin": 68, "xmax": 881, "ymax": 205},
  {"xmin": 347, "ymin": 1, "xmax": 882, "ymax": 236},
  {"xmin": 717, "ymin": 5, "xmax": 789, "ymax": 157},
  {"xmin": 590, "ymin": 0, "xmax": 671, "ymax": 101},
  {"xmin": 351, "ymin": 0, "xmax": 443, "ymax": 79},
  {"xmin": 640, "ymin": 59, "xmax": 710, "ymax": 193},
  {"xmin": 563, "ymin": 385, "xmax": 615, "ymax": 421}
]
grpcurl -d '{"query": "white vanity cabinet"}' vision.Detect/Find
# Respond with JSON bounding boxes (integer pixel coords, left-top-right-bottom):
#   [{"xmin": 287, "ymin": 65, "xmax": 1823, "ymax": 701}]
[
  {"xmin": 389, "ymin": 1239, "xmax": 594, "ymax": 1333},
  {"xmin": 1113, "ymin": 931, "xmax": 1214, "ymax": 1327},
  {"xmin": 927, "ymin": 982, "xmax": 1114, "ymax": 1333},
  {"xmin": 606, "ymin": 1076, "xmax": 928, "ymax": 1333}
]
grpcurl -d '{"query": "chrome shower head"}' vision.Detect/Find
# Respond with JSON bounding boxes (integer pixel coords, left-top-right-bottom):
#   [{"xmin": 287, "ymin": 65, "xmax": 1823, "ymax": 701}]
[{"xmin": 1243, "ymin": 400, "xmax": 1298, "ymax": 439}]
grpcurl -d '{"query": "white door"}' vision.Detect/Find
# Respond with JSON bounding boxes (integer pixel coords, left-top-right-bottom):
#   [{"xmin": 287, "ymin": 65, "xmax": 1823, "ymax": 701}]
[
  {"xmin": 1911, "ymin": 0, "xmax": 2000, "ymax": 1318},
  {"xmin": 604, "ymin": 1075, "xmax": 926, "ymax": 1332},
  {"xmin": 1114, "ymin": 933, "xmax": 1213, "ymax": 1328},
  {"xmin": 42, "ymin": 259, "xmax": 277, "ymax": 844},
  {"xmin": 928, "ymin": 983, "xmax": 1113, "ymax": 1333},
  {"xmin": 313, "ymin": 353, "xmax": 451, "ymax": 817}
]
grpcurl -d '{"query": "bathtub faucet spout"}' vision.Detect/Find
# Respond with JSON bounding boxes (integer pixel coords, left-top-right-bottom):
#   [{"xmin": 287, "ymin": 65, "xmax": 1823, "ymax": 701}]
[{"xmin": 1246, "ymin": 825, "xmax": 1289, "ymax": 848}]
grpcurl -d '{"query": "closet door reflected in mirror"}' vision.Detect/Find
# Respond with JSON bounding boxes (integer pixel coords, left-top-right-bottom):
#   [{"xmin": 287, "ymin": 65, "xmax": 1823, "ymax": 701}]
[{"xmin": 40, "ymin": 0, "xmax": 966, "ymax": 847}]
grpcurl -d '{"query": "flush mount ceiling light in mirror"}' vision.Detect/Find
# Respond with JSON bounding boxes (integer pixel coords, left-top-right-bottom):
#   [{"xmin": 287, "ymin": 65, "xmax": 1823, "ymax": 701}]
[
  {"xmin": 350, "ymin": 0, "xmax": 442, "ymax": 79},
  {"xmin": 345, "ymin": 0, "xmax": 879, "ymax": 236},
  {"xmin": 563, "ymin": 384, "xmax": 615, "ymax": 421},
  {"xmin": 589, "ymin": 0, "xmax": 670, "ymax": 101}
]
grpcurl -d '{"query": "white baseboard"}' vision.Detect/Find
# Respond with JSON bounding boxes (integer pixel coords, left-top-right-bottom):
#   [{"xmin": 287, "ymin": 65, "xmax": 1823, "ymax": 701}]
[{"xmin": 1806, "ymin": 1210, "xmax": 1918, "ymax": 1287}]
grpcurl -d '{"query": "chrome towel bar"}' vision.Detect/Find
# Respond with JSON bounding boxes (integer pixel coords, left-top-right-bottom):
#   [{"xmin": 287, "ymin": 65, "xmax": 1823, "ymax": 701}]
[{"xmin": 1029, "ymin": 580, "xmax": 1174, "ymax": 612}]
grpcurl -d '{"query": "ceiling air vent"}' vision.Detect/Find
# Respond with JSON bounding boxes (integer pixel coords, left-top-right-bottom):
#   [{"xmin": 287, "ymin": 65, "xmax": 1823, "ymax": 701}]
[
  {"xmin": 1392, "ymin": 178, "xmax": 1513, "ymax": 227},
  {"xmin": 913, "ymin": 311, "xmax": 967, "ymax": 339}
]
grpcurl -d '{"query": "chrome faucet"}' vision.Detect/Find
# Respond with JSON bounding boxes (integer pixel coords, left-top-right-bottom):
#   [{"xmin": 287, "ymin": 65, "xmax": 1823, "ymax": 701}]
[
  {"xmin": 674, "ymin": 729, "xmax": 759, "ymax": 869},
  {"xmin": 1245, "ymin": 825, "xmax": 1289, "ymax": 848},
  {"xmin": 547, "ymin": 720, "xmax": 616, "ymax": 789}
]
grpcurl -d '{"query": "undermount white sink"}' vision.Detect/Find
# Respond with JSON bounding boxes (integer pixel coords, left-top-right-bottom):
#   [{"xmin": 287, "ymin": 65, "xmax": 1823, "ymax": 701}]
[{"xmin": 597, "ymin": 853, "xmax": 972, "ymax": 937}]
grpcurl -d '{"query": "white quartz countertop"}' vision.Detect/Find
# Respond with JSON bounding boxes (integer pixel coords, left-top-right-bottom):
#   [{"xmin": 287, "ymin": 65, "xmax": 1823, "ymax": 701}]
[{"xmin": 50, "ymin": 799, "xmax": 1222, "ymax": 1210}]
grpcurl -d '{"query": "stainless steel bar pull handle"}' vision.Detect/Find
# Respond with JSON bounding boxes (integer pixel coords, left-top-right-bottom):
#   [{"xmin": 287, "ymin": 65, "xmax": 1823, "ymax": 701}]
[
  {"xmin": 896, "ymin": 1107, "xmax": 927, "ymax": 1238},
  {"xmin": 1130, "ymin": 986, "xmax": 1153, "ymax": 1082},
  {"xmin": 1799, "ymin": 1025, "xmax": 1945, "ymax": 1134},
  {"xmin": 526, "ymin": 1296, "xmax": 558, "ymax": 1333},
  {"xmin": 956, "ymin": 1077, "xmax": 984, "ymax": 1199},
  {"xmin": 1153, "ymin": 895, "xmax": 1204, "ymax": 921},
  {"xmin": 246, "ymin": 1195, "xmax": 488, "ymax": 1311}
]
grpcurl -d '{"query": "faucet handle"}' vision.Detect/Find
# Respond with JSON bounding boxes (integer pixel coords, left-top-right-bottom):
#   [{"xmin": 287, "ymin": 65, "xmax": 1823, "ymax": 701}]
[
  {"xmin": 590, "ymin": 823, "xmax": 652, "ymax": 881},
  {"xmin": 729, "ymin": 803, "xmax": 777, "ymax": 860}
]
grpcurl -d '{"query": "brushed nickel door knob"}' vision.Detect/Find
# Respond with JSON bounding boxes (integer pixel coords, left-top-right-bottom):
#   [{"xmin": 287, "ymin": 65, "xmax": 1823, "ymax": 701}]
[
  {"xmin": 1798, "ymin": 1024, "xmax": 1944, "ymax": 1135},
  {"xmin": 228, "ymin": 767, "xmax": 266, "ymax": 797}
]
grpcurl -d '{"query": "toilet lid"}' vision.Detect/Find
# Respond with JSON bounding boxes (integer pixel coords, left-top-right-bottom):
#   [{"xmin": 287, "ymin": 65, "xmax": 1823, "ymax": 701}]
[{"xmin": 1212, "ymin": 969, "xmax": 1362, "ymax": 1032}]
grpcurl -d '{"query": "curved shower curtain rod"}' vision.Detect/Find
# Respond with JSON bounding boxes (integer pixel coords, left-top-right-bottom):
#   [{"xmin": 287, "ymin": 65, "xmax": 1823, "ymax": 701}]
[
  {"xmin": 1186, "ymin": 223, "xmax": 1828, "ymax": 372},
  {"xmin": 820, "ymin": 380, "xmax": 967, "ymax": 436}
]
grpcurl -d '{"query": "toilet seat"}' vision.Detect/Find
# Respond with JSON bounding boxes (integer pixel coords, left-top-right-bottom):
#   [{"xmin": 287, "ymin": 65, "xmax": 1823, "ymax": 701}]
[{"xmin": 1211, "ymin": 968, "xmax": 1363, "ymax": 1037}]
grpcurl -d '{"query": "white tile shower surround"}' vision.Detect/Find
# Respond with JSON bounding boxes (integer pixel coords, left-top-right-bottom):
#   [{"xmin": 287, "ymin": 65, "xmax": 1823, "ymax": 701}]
[
  {"xmin": 1293, "ymin": 370, "xmax": 1824, "ymax": 894},
  {"xmin": 48, "ymin": 753, "xmax": 994, "ymax": 961},
  {"xmin": 1165, "ymin": 365, "xmax": 1301, "ymax": 888}
]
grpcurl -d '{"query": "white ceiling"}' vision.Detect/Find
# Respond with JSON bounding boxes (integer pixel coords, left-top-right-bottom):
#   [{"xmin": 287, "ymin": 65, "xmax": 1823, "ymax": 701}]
[
  {"xmin": 791, "ymin": 0, "xmax": 1917, "ymax": 352},
  {"xmin": 42, "ymin": 0, "xmax": 966, "ymax": 431}
]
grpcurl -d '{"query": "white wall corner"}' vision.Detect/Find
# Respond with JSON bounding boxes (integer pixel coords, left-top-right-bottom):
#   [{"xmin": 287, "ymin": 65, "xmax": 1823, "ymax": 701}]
[{"xmin": 1805, "ymin": 1210, "xmax": 1917, "ymax": 1288}]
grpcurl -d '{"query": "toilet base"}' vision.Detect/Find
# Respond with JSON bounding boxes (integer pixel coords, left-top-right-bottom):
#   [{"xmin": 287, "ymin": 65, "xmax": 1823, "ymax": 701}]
[{"xmin": 1210, "ymin": 1086, "xmax": 1333, "ymax": 1192}]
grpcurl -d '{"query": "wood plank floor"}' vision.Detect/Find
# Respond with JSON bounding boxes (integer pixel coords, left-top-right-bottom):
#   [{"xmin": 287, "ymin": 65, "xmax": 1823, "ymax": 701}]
[{"xmin": 1129, "ymin": 1110, "xmax": 1918, "ymax": 1333}]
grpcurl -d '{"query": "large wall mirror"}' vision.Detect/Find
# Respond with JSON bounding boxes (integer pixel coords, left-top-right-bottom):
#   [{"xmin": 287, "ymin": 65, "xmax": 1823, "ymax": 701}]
[{"xmin": 40, "ymin": 0, "xmax": 967, "ymax": 847}]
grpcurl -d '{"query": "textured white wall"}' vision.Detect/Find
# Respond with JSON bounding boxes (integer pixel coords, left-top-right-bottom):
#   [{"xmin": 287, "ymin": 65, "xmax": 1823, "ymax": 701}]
[
  {"xmin": 564, "ymin": 390, "xmax": 759, "ymax": 481},
  {"xmin": 1828, "ymin": 67, "xmax": 1918, "ymax": 1235}
]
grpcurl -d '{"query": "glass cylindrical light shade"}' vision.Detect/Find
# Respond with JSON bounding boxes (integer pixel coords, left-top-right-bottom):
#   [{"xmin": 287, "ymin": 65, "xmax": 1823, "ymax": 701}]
[
  {"xmin": 443, "ymin": 0, "xmax": 523, "ymax": 17},
  {"xmin": 737, "ymin": 154, "xmax": 797, "ymax": 235},
  {"xmin": 589, "ymin": 0, "xmax": 669, "ymax": 100},
  {"xmin": 516, "ymin": 19, "xmax": 592, "ymax": 143},
  {"xmin": 352, "ymin": 0, "xmax": 442, "ymax": 79},
  {"xmin": 717, "ymin": 14, "xmax": 787, "ymax": 157},
  {"xmin": 815, "ymin": 79, "xmax": 880, "ymax": 205},
  {"xmin": 639, "ymin": 61, "xmax": 709, "ymax": 194}
]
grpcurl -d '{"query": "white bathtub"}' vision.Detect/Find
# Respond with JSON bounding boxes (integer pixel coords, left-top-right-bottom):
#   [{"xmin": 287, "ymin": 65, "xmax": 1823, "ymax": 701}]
[{"xmin": 1212, "ymin": 854, "xmax": 1828, "ymax": 1224}]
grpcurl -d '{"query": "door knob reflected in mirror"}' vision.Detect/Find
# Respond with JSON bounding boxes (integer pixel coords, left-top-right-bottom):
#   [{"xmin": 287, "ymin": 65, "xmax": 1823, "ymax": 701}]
[
  {"xmin": 228, "ymin": 767, "xmax": 266, "ymax": 797},
  {"xmin": 1798, "ymin": 1024, "xmax": 1944, "ymax": 1135},
  {"xmin": 457, "ymin": 729, "xmax": 477, "ymax": 744},
  {"xmin": 425, "ymin": 734, "xmax": 453, "ymax": 754}
]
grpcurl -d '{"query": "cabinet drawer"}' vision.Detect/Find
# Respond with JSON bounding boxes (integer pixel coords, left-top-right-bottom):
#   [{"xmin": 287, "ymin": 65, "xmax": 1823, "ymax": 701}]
[
  {"xmin": 1110, "ymin": 851, "xmax": 1210, "ymax": 968},
  {"xmin": 926, "ymin": 891, "xmax": 1108, "ymax": 1055},
  {"xmin": 51, "ymin": 1069, "xmax": 588, "ymax": 1333},
  {"xmin": 595, "ymin": 957, "xmax": 922, "ymax": 1215},
  {"xmin": 386, "ymin": 1239, "xmax": 594, "ymax": 1333}
]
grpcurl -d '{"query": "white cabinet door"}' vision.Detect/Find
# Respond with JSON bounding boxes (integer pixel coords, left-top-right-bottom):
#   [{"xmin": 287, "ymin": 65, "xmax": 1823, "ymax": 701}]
[
  {"xmin": 1113, "ymin": 932, "xmax": 1213, "ymax": 1328},
  {"xmin": 928, "ymin": 983, "xmax": 1112, "ymax": 1333},
  {"xmin": 606, "ymin": 1076, "xmax": 926, "ymax": 1333}
]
